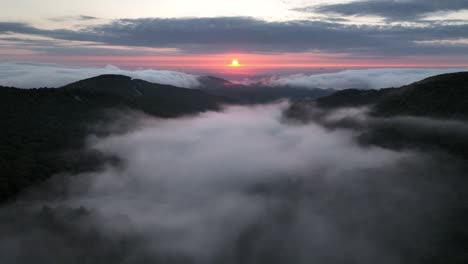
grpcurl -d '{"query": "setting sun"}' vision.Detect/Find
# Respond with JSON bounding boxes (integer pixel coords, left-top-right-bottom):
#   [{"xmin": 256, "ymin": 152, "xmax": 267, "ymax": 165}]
[{"xmin": 230, "ymin": 59, "xmax": 240, "ymax": 67}]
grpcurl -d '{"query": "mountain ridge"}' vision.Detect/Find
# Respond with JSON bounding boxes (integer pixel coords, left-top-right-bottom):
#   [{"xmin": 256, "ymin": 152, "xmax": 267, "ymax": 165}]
[
  {"xmin": 0, "ymin": 75, "xmax": 224, "ymax": 202},
  {"xmin": 288, "ymin": 71, "xmax": 468, "ymax": 120}
]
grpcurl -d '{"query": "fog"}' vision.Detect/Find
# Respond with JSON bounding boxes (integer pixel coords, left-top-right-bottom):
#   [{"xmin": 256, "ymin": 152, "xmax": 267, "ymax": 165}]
[{"xmin": 0, "ymin": 103, "xmax": 466, "ymax": 263}]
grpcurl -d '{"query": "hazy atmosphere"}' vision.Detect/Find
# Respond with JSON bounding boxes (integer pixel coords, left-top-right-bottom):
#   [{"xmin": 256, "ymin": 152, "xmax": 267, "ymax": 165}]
[
  {"xmin": 2, "ymin": 103, "xmax": 467, "ymax": 263},
  {"xmin": 1, "ymin": 1, "xmax": 468, "ymax": 263}
]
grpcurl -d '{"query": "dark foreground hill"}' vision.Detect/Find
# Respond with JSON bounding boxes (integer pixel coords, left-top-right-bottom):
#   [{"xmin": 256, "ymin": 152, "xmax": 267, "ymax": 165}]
[
  {"xmin": 313, "ymin": 71, "xmax": 468, "ymax": 120},
  {"xmin": 0, "ymin": 75, "xmax": 223, "ymax": 201},
  {"xmin": 374, "ymin": 72, "xmax": 468, "ymax": 119}
]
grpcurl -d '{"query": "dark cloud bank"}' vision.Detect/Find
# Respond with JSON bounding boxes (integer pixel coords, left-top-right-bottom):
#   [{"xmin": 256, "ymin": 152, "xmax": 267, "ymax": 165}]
[
  {"xmin": 1, "ymin": 102, "xmax": 467, "ymax": 264},
  {"xmin": 1, "ymin": 16, "xmax": 468, "ymax": 55},
  {"xmin": 301, "ymin": 0, "xmax": 468, "ymax": 22}
]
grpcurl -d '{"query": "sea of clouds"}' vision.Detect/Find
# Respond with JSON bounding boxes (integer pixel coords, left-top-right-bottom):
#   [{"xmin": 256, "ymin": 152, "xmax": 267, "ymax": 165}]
[
  {"xmin": 0, "ymin": 61, "xmax": 466, "ymax": 90},
  {"xmin": 1, "ymin": 102, "xmax": 466, "ymax": 264}
]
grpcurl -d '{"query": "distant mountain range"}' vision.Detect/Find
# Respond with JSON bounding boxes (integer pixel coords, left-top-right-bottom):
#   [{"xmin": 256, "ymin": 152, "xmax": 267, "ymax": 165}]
[
  {"xmin": 1, "ymin": 72, "xmax": 468, "ymax": 202},
  {"xmin": 197, "ymin": 75, "xmax": 336, "ymax": 103}
]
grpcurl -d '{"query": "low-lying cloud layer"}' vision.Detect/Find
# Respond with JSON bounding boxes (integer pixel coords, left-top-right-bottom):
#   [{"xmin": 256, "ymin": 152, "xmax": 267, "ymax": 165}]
[
  {"xmin": 267, "ymin": 68, "xmax": 468, "ymax": 89},
  {"xmin": 1, "ymin": 103, "xmax": 466, "ymax": 263},
  {"xmin": 1, "ymin": 62, "xmax": 466, "ymax": 90},
  {"xmin": 0, "ymin": 62, "xmax": 200, "ymax": 88}
]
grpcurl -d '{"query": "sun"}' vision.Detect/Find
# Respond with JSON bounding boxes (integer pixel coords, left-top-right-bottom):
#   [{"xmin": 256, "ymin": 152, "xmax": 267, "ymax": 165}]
[{"xmin": 230, "ymin": 59, "xmax": 240, "ymax": 67}]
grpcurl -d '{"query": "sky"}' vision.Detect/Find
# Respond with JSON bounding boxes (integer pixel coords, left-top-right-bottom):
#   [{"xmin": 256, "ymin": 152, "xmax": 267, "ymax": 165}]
[{"xmin": 1, "ymin": 0, "xmax": 468, "ymax": 76}]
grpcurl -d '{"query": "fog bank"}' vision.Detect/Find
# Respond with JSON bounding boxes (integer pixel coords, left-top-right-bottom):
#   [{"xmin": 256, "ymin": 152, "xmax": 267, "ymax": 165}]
[{"xmin": 0, "ymin": 103, "xmax": 466, "ymax": 264}]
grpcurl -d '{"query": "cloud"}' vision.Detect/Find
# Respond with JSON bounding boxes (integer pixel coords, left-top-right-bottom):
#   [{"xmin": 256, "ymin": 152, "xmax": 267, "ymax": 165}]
[
  {"xmin": 302, "ymin": 0, "xmax": 468, "ymax": 21},
  {"xmin": 1, "ymin": 17, "xmax": 468, "ymax": 56},
  {"xmin": 78, "ymin": 15, "xmax": 98, "ymax": 21},
  {"xmin": 266, "ymin": 68, "xmax": 468, "ymax": 89},
  {"xmin": 0, "ymin": 103, "xmax": 466, "ymax": 263},
  {"xmin": 48, "ymin": 15, "xmax": 99, "ymax": 22},
  {"xmin": 0, "ymin": 62, "xmax": 200, "ymax": 88}
]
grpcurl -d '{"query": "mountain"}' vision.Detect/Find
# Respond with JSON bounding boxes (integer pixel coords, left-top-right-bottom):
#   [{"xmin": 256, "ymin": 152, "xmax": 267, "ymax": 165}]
[
  {"xmin": 374, "ymin": 72, "xmax": 468, "ymax": 119},
  {"xmin": 285, "ymin": 72, "xmax": 468, "ymax": 160},
  {"xmin": 198, "ymin": 76, "xmax": 335, "ymax": 103},
  {"xmin": 291, "ymin": 71, "xmax": 468, "ymax": 120},
  {"xmin": 314, "ymin": 88, "xmax": 394, "ymax": 109},
  {"xmin": 62, "ymin": 74, "xmax": 223, "ymax": 116},
  {"xmin": 0, "ymin": 75, "xmax": 223, "ymax": 202}
]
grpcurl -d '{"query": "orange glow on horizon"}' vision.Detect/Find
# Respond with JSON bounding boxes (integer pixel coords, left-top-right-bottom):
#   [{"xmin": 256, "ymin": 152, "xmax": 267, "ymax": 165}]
[{"xmin": 25, "ymin": 52, "xmax": 468, "ymax": 76}]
